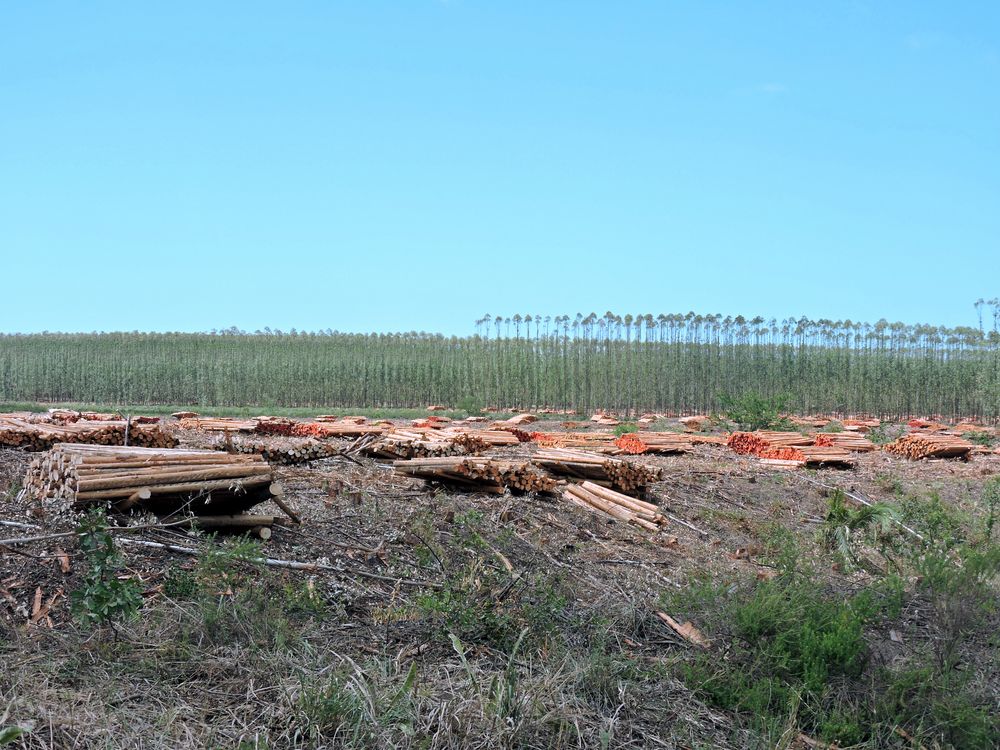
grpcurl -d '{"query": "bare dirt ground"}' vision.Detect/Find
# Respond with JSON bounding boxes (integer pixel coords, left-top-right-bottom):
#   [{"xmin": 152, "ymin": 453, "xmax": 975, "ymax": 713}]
[{"xmin": 1, "ymin": 421, "xmax": 998, "ymax": 749}]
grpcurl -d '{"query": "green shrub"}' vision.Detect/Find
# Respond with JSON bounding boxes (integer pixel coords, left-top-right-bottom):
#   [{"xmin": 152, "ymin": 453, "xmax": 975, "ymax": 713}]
[
  {"xmin": 717, "ymin": 392, "xmax": 791, "ymax": 431},
  {"xmin": 70, "ymin": 510, "xmax": 143, "ymax": 629},
  {"xmin": 613, "ymin": 422, "xmax": 638, "ymax": 436}
]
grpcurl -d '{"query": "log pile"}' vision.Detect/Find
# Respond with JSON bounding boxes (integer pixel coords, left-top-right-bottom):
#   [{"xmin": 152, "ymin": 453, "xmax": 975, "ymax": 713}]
[
  {"xmin": 814, "ymin": 433, "xmax": 876, "ymax": 452},
  {"xmin": 441, "ymin": 428, "xmax": 521, "ymax": 447},
  {"xmin": 22, "ymin": 445, "xmax": 289, "ymax": 522},
  {"xmin": 529, "ymin": 431, "xmax": 621, "ymax": 453},
  {"xmin": 292, "ymin": 421, "xmax": 386, "ymax": 439},
  {"xmin": 222, "ymin": 437, "xmax": 341, "ymax": 465},
  {"xmin": 842, "ymin": 418, "xmax": 880, "ymax": 432},
  {"xmin": 883, "ymin": 434, "xmax": 973, "ymax": 460},
  {"xmin": 758, "ymin": 445, "xmax": 855, "ymax": 468},
  {"xmin": 0, "ymin": 418, "xmax": 177, "ymax": 451},
  {"xmin": 562, "ymin": 481, "xmax": 666, "ymax": 531},
  {"xmin": 726, "ymin": 431, "xmax": 814, "ymax": 455},
  {"xmin": 177, "ymin": 417, "xmax": 259, "ymax": 433},
  {"xmin": 365, "ymin": 430, "xmax": 479, "ymax": 459},
  {"xmin": 393, "ymin": 457, "xmax": 556, "ymax": 494},
  {"xmin": 533, "ymin": 448, "xmax": 662, "ymax": 494}
]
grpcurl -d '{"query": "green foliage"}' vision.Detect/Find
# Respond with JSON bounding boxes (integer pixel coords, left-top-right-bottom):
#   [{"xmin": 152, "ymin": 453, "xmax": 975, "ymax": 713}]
[
  {"xmin": 2, "ymin": 311, "xmax": 999, "ymax": 419},
  {"xmin": 820, "ymin": 490, "xmax": 899, "ymax": 569},
  {"xmin": 982, "ymin": 477, "xmax": 1000, "ymax": 539},
  {"xmin": 965, "ymin": 430, "xmax": 996, "ymax": 446},
  {"xmin": 666, "ymin": 572, "xmax": 872, "ymax": 742},
  {"xmin": 456, "ymin": 395, "xmax": 484, "ymax": 415},
  {"xmin": 613, "ymin": 422, "xmax": 638, "ymax": 436},
  {"xmin": 0, "ymin": 726, "xmax": 28, "ymax": 745},
  {"xmin": 70, "ymin": 510, "xmax": 143, "ymax": 629},
  {"xmin": 819, "ymin": 420, "xmax": 843, "ymax": 433},
  {"xmin": 717, "ymin": 392, "xmax": 791, "ymax": 431}
]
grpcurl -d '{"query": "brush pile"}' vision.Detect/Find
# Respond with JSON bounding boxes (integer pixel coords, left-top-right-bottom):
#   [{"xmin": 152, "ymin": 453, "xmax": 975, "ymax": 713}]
[
  {"xmin": 562, "ymin": 481, "xmax": 666, "ymax": 531},
  {"xmin": 393, "ymin": 457, "xmax": 556, "ymax": 494},
  {"xmin": 21, "ymin": 444, "xmax": 286, "ymax": 520},
  {"xmin": 814, "ymin": 433, "xmax": 876, "ymax": 452},
  {"xmin": 883, "ymin": 433, "xmax": 974, "ymax": 460},
  {"xmin": 533, "ymin": 448, "xmax": 662, "ymax": 494},
  {"xmin": 0, "ymin": 417, "xmax": 177, "ymax": 451},
  {"xmin": 726, "ymin": 431, "xmax": 814, "ymax": 456}
]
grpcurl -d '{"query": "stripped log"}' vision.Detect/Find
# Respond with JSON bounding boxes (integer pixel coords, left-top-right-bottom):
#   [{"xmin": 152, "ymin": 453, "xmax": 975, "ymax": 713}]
[
  {"xmin": 813, "ymin": 433, "xmax": 876, "ymax": 452},
  {"xmin": 0, "ymin": 417, "xmax": 176, "ymax": 451},
  {"xmin": 726, "ymin": 431, "xmax": 814, "ymax": 456},
  {"xmin": 562, "ymin": 481, "xmax": 666, "ymax": 531}
]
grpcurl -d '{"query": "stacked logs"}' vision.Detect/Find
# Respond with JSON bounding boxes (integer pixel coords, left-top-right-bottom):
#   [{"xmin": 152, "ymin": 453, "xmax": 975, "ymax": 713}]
[
  {"xmin": 814, "ymin": 433, "xmax": 876, "ymax": 452},
  {"xmin": 222, "ymin": 437, "xmax": 341, "ymax": 465},
  {"xmin": 533, "ymin": 448, "xmax": 662, "ymax": 494},
  {"xmin": 726, "ymin": 431, "xmax": 814, "ymax": 456},
  {"xmin": 0, "ymin": 418, "xmax": 177, "ymax": 451},
  {"xmin": 758, "ymin": 445, "xmax": 855, "ymax": 468},
  {"xmin": 529, "ymin": 432, "xmax": 621, "ymax": 453},
  {"xmin": 292, "ymin": 421, "xmax": 386, "ymax": 439},
  {"xmin": 365, "ymin": 430, "xmax": 479, "ymax": 459},
  {"xmin": 562, "ymin": 481, "xmax": 666, "ymax": 531},
  {"xmin": 176, "ymin": 417, "xmax": 258, "ymax": 433},
  {"xmin": 614, "ymin": 432, "xmax": 724, "ymax": 455},
  {"xmin": 22, "ymin": 445, "xmax": 290, "ymax": 524},
  {"xmin": 439, "ymin": 428, "xmax": 521, "ymax": 447},
  {"xmin": 883, "ymin": 434, "xmax": 973, "ymax": 460},
  {"xmin": 393, "ymin": 457, "xmax": 556, "ymax": 494}
]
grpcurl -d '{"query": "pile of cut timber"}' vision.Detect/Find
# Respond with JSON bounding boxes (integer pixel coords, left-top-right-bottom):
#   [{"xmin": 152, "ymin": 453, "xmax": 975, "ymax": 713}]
[
  {"xmin": 393, "ymin": 457, "xmax": 556, "ymax": 494},
  {"xmin": 529, "ymin": 432, "xmax": 621, "ymax": 453},
  {"xmin": 758, "ymin": 445, "xmax": 855, "ymax": 468},
  {"xmin": 726, "ymin": 431, "xmax": 814, "ymax": 456},
  {"xmin": 22, "ymin": 445, "xmax": 293, "ymax": 525},
  {"xmin": 883, "ymin": 434, "xmax": 973, "ymax": 460},
  {"xmin": 842, "ymin": 419, "xmax": 880, "ymax": 432},
  {"xmin": 814, "ymin": 433, "xmax": 876, "ymax": 452},
  {"xmin": 365, "ymin": 430, "xmax": 480, "ymax": 459},
  {"xmin": 0, "ymin": 418, "xmax": 176, "ymax": 451},
  {"xmin": 292, "ymin": 421, "xmax": 385, "ymax": 438},
  {"xmin": 615, "ymin": 432, "xmax": 726, "ymax": 454},
  {"xmin": 562, "ymin": 481, "xmax": 666, "ymax": 531},
  {"xmin": 440, "ymin": 428, "xmax": 521, "ymax": 447},
  {"xmin": 177, "ymin": 417, "xmax": 259, "ymax": 433},
  {"xmin": 534, "ymin": 449, "xmax": 662, "ymax": 493},
  {"xmin": 223, "ymin": 437, "xmax": 341, "ymax": 465}
]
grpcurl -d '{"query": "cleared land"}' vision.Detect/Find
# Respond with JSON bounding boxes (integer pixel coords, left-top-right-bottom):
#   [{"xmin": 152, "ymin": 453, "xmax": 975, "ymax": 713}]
[{"xmin": 1, "ymin": 410, "xmax": 998, "ymax": 749}]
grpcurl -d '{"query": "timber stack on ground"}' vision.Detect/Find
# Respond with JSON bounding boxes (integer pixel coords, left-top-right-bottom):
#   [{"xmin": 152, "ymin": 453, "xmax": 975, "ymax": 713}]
[
  {"xmin": 0, "ymin": 417, "xmax": 177, "ymax": 451},
  {"xmin": 814, "ymin": 433, "xmax": 876, "ymax": 451},
  {"xmin": 883, "ymin": 434, "xmax": 974, "ymax": 460},
  {"xmin": 533, "ymin": 448, "xmax": 663, "ymax": 494},
  {"xmin": 529, "ymin": 431, "xmax": 621, "ymax": 453},
  {"xmin": 615, "ymin": 432, "xmax": 725, "ymax": 454},
  {"xmin": 393, "ymin": 457, "xmax": 556, "ymax": 494},
  {"xmin": 562, "ymin": 481, "xmax": 666, "ymax": 531},
  {"xmin": 364, "ymin": 430, "xmax": 482, "ymax": 459},
  {"xmin": 22, "ymin": 445, "xmax": 294, "ymax": 528},
  {"xmin": 726, "ymin": 431, "xmax": 815, "ymax": 456},
  {"xmin": 758, "ymin": 445, "xmax": 855, "ymax": 468},
  {"xmin": 221, "ymin": 436, "xmax": 342, "ymax": 465}
]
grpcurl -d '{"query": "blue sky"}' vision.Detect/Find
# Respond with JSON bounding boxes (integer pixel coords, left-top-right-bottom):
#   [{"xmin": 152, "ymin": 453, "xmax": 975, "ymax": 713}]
[{"xmin": 1, "ymin": 1, "xmax": 997, "ymax": 334}]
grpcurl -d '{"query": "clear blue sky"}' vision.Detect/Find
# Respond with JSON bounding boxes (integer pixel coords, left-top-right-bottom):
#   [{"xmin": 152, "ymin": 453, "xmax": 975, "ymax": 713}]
[{"xmin": 2, "ymin": 2, "xmax": 997, "ymax": 335}]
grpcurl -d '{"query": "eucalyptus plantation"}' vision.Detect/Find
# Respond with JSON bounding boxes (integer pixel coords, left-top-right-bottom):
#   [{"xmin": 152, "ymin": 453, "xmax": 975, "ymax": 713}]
[{"xmin": 1, "ymin": 306, "xmax": 998, "ymax": 419}]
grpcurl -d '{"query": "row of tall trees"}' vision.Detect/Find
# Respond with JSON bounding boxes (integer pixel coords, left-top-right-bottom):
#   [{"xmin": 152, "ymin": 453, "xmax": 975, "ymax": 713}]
[{"xmin": 1, "ymin": 306, "xmax": 998, "ymax": 419}]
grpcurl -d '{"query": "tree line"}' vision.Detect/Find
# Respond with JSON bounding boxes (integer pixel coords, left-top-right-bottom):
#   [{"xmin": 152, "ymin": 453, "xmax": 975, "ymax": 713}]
[{"xmin": 1, "ymin": 305, "xmax": 999, "ymax": 419}]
